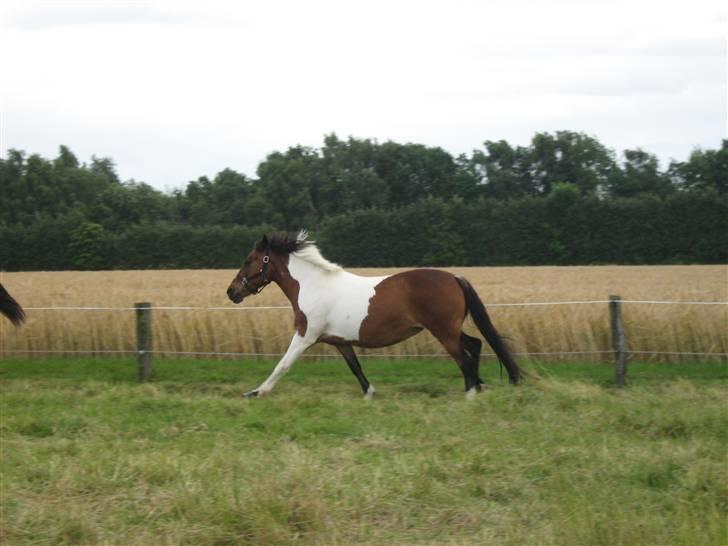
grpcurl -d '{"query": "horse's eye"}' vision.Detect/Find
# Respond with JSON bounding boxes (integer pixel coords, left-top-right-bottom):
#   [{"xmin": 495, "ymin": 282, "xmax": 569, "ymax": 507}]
[{"xmin": 244, "ymin": 258, "xmax": 251, "ymax": 266}]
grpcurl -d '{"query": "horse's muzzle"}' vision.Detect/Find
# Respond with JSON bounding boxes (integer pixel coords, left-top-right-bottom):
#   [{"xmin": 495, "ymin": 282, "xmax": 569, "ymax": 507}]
[{"xmin": 227, "ymin": 286, "xmax": 245, "ymax": 304}]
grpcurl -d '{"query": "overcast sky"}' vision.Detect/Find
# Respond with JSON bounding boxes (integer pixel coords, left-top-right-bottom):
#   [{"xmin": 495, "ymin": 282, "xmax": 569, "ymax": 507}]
[{"xmin": 1, "ymin": 0, "xmax": 725, "ymax": 191}]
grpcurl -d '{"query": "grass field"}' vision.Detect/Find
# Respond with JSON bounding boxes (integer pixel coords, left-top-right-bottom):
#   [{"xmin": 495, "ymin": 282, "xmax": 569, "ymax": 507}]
[
  {"xmin": 1, "ymin": 357, "xmax": 726, "ymax": 545},
  {"xmin": 1, "ymin": 265, "xmax": 726, "ymax": 360}
]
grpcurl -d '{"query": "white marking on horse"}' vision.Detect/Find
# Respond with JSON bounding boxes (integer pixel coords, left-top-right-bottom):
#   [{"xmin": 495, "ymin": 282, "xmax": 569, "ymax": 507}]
[
  {"xmin": 364, "ymin": 384, "xmax": 376, "ymax": 400},
  {"xmin": 288, "ymin": 254, "xmax": 388, "ymax": 343}
]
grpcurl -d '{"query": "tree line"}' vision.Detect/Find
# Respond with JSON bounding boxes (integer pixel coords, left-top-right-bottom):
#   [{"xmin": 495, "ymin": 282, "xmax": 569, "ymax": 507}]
[{"xmin": 1, "ymin": 131, "xmax": 726, "ymax": 270}]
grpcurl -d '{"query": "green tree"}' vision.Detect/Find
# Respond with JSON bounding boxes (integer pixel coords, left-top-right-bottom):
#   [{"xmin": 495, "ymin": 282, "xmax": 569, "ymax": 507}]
[
  {"xmin": 177, "ymin": 169, "xmax": 262, "ymax": 225},
  {"xmin": 0, "ymin": 150, "xmax": 26, "ymax": 223},
  {"xmin": 89, "ymin": 156, "xmax": 120, "ymax": 184},
  {"xmin": 90, "ymin": 181, "xmax": 176, "ymax": 229},
  {"xmin": 471, "ymin": 140, "xmax": 534, "ymax": 199},
  {"xmin": 53, "ymin": 145, "xmax": 79, "ymax": 170},
  {"xmin": 319, "ymin": 134, "xmax": 390, "ymax": 212},
  {"xmin": 529, "ymin": 131, "xmax": 618, "ymax": 195},
  {"xmin": 608, "ymin": 149, "xmax": 673, "ymax": 198},
  {"xmin": 256, "ymin": 146, "xmax": 320, "ymax": 229},
  {"xmin": 373, "ymin": 141, "xmax": 460, "ymax": 205},
  {"xmin": 668, "ymin": 140, "xmax": 728, "ymax": 194},
  {"xmin": 68, "ymin": 222, "xmax": 108, "ymax": 270}
]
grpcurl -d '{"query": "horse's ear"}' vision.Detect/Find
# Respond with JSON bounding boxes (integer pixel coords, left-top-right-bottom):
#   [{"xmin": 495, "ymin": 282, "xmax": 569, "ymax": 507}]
[{"xmin": 261, "ymin": 234, "xmax": 269, "ymax": 248}]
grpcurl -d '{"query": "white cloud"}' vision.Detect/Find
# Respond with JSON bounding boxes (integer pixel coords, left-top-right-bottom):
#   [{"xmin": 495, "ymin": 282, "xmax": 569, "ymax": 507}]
[{"xmin": 1, "ymin": 0, "xmax": 725, "ymax": 188}]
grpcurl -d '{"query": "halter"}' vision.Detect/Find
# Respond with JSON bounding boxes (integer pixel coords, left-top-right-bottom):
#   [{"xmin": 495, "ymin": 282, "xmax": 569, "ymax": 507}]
[{"xmin": 241, "ymin": 255, "xmax": 271, "ymax": 294}]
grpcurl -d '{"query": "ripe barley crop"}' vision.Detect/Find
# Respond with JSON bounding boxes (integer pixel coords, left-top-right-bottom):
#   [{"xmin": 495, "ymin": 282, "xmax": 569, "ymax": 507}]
[{"xmin": 1, "ymin": 266, "xmax": 726, "ymax": 361}]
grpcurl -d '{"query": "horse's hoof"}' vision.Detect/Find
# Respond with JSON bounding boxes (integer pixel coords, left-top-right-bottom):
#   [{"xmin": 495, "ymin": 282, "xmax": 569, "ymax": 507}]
[
  {"xmin": 466, "ymin": 387, "xmax": 479, "ymax": 400},
  {"xmin": 243, "ymin": 390, "xmax": 259, "ymax": 399},
  {"xmin": 363, "ymin": 385, "xmax": 376, "ymax": 401}
]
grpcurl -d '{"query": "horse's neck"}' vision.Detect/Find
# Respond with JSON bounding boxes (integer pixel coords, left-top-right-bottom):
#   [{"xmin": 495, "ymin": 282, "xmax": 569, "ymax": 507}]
[
  {"xmin": 276, "ymin": 254, "xmax": 331, "ymax": 309},
  {"xmin": 287, "ymin": 254, "xmax": 330, "ymax": 287}
]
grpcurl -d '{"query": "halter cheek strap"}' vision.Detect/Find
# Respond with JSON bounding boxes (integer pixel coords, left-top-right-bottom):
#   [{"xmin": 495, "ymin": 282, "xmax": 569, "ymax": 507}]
[{"xmin": 242, "ymin": 255, "xmax": 271, "ymax": 295}]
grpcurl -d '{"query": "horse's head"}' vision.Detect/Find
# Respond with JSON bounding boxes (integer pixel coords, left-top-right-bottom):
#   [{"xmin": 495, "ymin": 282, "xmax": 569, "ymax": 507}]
[{"xmin": 227, "ymin": 235, "xmax": 276, "ymax": 303}]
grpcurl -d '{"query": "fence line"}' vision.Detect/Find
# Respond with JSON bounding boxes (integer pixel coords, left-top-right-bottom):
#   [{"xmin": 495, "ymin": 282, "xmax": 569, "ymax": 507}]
[
  {"xmin": 22, "ymin": 305, "xmax": 290, "ymax": 311},
  {"xmin": 6, "ymin": 297, "xmax": 727, "ymax": 386},
  {"xmin": 617, "ymin": 300, "xmax": 728, "ymax": 306},
  {"xmin": 3, "ymin": 349, "xmax": 727, "ymax": 358},
  {"xmin": 21, "ymin": 299, "xmax": 728, "ymax": 312}
]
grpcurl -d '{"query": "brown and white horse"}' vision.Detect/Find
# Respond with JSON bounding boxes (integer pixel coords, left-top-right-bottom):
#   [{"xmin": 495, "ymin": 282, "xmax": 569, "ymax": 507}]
[
  {"xmin": 227, "ymin": 231, "xmax": 520, "ymax": 398},
  {"xmin": 0, "ymin": 283, "xmax": 25, "ymax": 326}
]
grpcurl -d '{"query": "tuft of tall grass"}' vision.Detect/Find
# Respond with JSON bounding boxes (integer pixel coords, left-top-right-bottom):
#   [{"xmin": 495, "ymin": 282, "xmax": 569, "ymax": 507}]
[{"xmin": 1, "ymin": 266, "xmax": 726, "ymax": 361}]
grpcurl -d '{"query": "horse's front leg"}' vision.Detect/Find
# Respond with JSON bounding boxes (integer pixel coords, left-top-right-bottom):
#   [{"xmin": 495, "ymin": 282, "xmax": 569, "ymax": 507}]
[{"xmin": 244, "ymin": 334, "xmax": 313, "ymax": 398}]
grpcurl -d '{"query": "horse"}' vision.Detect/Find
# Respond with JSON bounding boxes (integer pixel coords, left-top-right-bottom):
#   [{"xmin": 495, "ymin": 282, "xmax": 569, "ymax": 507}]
[
  {"xmin": 0, "ymin": 282, "xmax": 26, "ymax": 326},
  {"xmin": 226, "ymin": 231, "xmax": 520, "ymax": 399}
]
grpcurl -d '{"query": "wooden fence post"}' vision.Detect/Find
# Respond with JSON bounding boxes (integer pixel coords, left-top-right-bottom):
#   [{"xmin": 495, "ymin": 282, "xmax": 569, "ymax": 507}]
[
  {"xmin": 609, "ymin": 295, "xmax": 627, "ymax": 387},
  {"xmin": 135, "ymin": 302, "xmax": 153, "ymax": 382}
]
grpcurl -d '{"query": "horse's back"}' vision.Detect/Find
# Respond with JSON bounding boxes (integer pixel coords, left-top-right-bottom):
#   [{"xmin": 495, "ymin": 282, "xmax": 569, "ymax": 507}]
[{"xmin": 372, "ymin": 268, "xmax": 466, "ymax": 320}]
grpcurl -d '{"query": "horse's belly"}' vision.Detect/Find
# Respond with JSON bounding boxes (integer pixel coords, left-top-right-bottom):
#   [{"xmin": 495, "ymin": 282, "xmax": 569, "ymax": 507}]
[
  {"xmin": 322, "ymin": 319, "xmax": 423, "ymax": 348},
  {"xmin": 352, "ymin": 325, "xmax": 424, "ymax": 348}
]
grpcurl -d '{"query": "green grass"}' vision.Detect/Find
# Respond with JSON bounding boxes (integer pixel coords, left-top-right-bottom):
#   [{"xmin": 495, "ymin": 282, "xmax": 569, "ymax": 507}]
[{"xmin": 1, "ymin": 357, "xmax": 726, "ymax": 545}]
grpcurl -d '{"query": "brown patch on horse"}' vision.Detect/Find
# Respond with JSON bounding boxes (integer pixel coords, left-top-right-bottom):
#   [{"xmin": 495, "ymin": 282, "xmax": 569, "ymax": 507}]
[
  {"xmin": 295, "ymin": 308, "xmax": 308, "ymax": 337},
  {"xmin": 358, "ymin": 269, "xmax": 465, "ymax": 348},
  {"xmin": 271, "ymin": 255, "xmax": 308, "ymax": 337}
]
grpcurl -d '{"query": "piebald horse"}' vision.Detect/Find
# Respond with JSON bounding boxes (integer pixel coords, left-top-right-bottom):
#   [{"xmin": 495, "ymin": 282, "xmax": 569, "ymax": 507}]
[
  {"xmin": 0, "ymin": 283, "xmax": 25, "ymax": 326},
  {"xmin": 227, "ymin": 232, "xmax": 520, "ymax": 398}
]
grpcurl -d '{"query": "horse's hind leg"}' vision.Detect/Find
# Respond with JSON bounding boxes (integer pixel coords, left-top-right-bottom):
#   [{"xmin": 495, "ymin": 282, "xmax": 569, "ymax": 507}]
[
  {"xmin": 461, "ymin": 333, "xmax": 485, "ymax": 391},
  {"xmin": 433, "ymin": 329, "xmax": 484, "ymax": 398},
  {"xmin": 336, "ymin": 345, "xmax": 375, "ymax": 400}
]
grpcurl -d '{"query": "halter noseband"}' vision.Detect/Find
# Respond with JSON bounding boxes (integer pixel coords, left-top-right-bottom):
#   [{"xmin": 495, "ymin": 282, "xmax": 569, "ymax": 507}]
[{"xmin": 241, "ymin": 255, "xmax": 271, "ymax": 295}]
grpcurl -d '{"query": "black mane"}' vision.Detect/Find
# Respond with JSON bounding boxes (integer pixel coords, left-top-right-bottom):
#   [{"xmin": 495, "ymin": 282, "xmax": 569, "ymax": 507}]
[{"xmin": 255, "ymin": 232, "xmax": 309, "ymax": 255}]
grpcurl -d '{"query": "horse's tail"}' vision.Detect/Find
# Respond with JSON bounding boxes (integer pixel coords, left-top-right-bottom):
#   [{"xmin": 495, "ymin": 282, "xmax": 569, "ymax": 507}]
[
  {"xmin": 0, "ymin": 283, "xmax": 26, "ymax": 327},
  {"xmin": 455, "ymin": 276, "xmax": 520, "ymax": 385}
]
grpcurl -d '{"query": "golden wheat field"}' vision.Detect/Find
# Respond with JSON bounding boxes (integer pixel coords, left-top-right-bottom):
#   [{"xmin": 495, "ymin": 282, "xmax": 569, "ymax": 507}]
[{"xmin": 1, "ymin": 266, "xmax": 726, "ymax": 361}]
